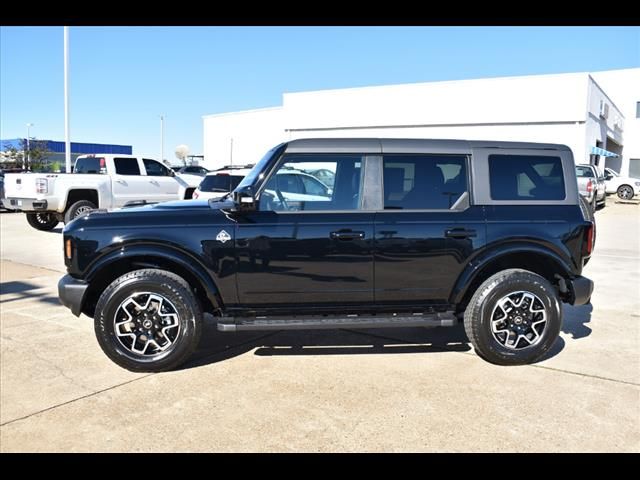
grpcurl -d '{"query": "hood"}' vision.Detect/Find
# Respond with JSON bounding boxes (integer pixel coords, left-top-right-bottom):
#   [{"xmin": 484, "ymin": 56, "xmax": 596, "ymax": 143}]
[{"xmin": 64, "ymin": 198, "xmax": 236, "ymax": 233}]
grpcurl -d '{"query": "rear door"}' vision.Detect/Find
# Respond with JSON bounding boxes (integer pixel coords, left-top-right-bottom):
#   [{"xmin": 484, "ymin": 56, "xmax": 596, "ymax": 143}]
[
  {"xmin": 374, "ymin": 149, "xmax": 485, "ymax": 307},
  {"xmin": 142, "ymin": 159, "xmax": 179, "ymax": 203},
  {"xmin": 111, "ymin": 157, "xmax": 152, "ymax": 207}
]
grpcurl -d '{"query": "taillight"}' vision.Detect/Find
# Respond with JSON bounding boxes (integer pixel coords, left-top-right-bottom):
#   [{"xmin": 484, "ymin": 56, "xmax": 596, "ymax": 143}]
[
  {"xmin": 36, "ymin": 178, "xmax": 48, "ymax": 194},
  {"xmin": 586, "ymin": 180, "xmax": 593, "ymax": 194},
  {"xmin": 583, "ymin": 224, "xmax": 594, "ymax": 256}
]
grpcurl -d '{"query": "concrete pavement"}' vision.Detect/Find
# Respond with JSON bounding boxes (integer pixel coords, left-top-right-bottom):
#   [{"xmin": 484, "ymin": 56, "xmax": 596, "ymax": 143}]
[{"xmin": 1, "ymin": 203, "xmax": 638, "ymax": 452}]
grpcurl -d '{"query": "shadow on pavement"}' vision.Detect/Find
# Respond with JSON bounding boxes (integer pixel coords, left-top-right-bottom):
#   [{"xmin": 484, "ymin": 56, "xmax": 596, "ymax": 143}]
[
  {"xmin": 184, "ymin": 319, "xmax": 472, "ymax": 370},
  {"xmin": 186, "ymin": 302, "xmax": 594, "ymax": 369},
  {"xmin": 0, "ymin": 280, "xmax": 61, "ymax": 306}
]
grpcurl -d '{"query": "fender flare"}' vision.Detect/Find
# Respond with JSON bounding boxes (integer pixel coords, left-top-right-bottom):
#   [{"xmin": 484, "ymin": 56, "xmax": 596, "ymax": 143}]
[
  {"xmin": 85, "ymin": 244, "xmax": 222, "ymax": 310},
  {"xmin": 450, "ymin": 242, "xmax": 575, "ymax": 305}
]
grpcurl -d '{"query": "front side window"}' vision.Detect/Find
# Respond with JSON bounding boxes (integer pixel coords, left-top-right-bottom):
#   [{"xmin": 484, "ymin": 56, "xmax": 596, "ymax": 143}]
[
  {"xmin": 489, "ymin": 155, "xmax": 565, "ymax": 201},
  {"xmin": 143, "ymin": 159, "xmax": 171, "ymax": 176},
  {"xmin": 259, "ymin": 154, "xmax": 362, "ymax": 212},
  {"xmin": 114, "ymin": 157, "xmax": 141, "ymax": 176},
  {"xmin": 383, "ymin": 154, "xmax": 468, "ymax": 209}
]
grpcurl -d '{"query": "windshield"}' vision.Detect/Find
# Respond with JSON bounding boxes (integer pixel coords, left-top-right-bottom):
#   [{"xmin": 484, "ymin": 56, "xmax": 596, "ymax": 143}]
[
  {"xmin": 234, "ymin": 143, "xmax": 286, "ymax": 192},
  {"xmin": 199, "ymin": 174, "xmax": 244, "ymax": 192}
]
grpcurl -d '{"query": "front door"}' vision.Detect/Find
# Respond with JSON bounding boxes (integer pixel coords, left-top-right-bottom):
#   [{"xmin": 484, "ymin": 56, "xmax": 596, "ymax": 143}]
[
  {"xmin": 235, "ymin": 153, "xmax": 374, "ymax": 313},
  {"xmin": 142, "ymin": 159, "xmax": 180, "ymax": 203},
  {"xmin": 111, "ymin": 157, "xmax": 152, "ymax": 207},
  {"xmin": 374, "ymin": 153, "xmax": 485, "ymax": 307}
]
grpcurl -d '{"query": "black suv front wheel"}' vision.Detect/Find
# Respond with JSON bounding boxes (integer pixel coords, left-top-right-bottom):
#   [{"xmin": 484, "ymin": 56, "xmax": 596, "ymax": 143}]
[
  {"xmin": 464, "ymin": 269, "xmax": 562, "ymax": 365},
  {"xmin": 94, "ymin": 269, "xmax": 202, "ymax": 372}
]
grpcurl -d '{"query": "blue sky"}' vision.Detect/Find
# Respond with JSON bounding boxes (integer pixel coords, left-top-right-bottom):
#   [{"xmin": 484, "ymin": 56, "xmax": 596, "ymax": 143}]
[{"xmin": 1, "ymin": 26, "xmax": 638, "ymax": 162}]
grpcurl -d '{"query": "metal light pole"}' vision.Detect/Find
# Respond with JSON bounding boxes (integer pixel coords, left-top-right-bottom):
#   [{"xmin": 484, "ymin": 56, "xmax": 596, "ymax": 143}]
[
  {"xmin": 64, "ymin": 27, "xmax": 71, "ymax": 173},
  {"xmin": 160, "ymin": 115, "xmax": 164, "ymax": 162},
  {"xmin": 26, "ymin": 123, "xmax": 34, "ymax": 170}
]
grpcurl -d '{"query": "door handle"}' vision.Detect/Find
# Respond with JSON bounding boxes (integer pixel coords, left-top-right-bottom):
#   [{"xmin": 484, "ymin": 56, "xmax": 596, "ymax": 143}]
[
  {"xmin": 330, "ymin": 230, "xmax": 365, "ymax": 241},
  {"xmin": 149, "ymin": 180, "xmax": 160, "ymax": 186},
  {"xmin": 116, "ymin": 179, "xmax": 126, "ymax": 185},
  {"xmin": 445, "ymin": 228, "xmax": 477, "ymax": 239}
]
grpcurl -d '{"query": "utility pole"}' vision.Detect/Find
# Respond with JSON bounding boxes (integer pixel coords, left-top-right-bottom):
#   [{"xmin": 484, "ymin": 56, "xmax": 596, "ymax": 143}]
[
  {"xmin": 26, "ymin": 123, "xmax": 34, "ymax": 170},
  {"xmin": 64, "ymin": 26, "xmax": 71, "ymax": 173},
  {"xmin": 230, "ymin": 137, "xmax": 233, "ymax": 167}
]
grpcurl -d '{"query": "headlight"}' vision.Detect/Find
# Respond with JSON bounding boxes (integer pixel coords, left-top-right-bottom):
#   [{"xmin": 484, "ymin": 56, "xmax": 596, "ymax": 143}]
[{"xmin": 36, "ymin": 178, "xmax": 48, "ymax": 194}]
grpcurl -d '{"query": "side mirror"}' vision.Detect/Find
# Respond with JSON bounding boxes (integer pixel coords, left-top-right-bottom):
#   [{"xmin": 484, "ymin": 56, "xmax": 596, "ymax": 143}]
[
  {"xmin": 233, "ymin": 185, "xmax": 257, "ymax": 211},
  {"xmin": 604, "ymin": 174, "xmax": 612, "ymax": 180}
]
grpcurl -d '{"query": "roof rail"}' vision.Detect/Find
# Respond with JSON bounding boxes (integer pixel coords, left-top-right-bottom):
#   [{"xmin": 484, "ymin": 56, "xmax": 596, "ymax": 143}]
[{"xmin": 215, "ymin": 164, "xmax": 254, "ymax": 171}]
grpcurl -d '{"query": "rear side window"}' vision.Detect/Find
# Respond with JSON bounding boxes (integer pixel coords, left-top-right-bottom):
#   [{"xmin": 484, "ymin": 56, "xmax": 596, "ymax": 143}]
[
  {"xmin": 383, "ymin": 154, "xmax": 468, "ymax": 209},
  {"xmin": 114, "ymin": 158, "xmax": 141, "ymax": 176},
  {"xmin": 75, "ymin": 157, "xmax": 105, "ymax": 174},
  {"xmin": 576, "ymin": 166, "xmax": 594, "ymax": 178},
  {"xmin": 489, "ymin": 155, "xmax": 565, "ymax": 200}
]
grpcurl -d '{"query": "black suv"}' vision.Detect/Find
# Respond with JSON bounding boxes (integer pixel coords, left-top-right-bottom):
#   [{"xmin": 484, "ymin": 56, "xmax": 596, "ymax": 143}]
[{"xmin": 59, "ymin": 138, "xmax": 595, "ymax": 372}]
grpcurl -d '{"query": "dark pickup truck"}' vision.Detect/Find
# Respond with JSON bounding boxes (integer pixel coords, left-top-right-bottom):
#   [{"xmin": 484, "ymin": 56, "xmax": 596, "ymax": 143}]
[{"xmin": 59, "ymin": 138, "xmax": 595, "ymax": 372}]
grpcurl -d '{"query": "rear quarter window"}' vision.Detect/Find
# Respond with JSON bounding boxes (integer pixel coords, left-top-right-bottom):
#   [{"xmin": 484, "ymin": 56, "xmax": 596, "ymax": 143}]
[{"xmin": 489, "ymin": 154, "xmax": 565, "ymax": 201}]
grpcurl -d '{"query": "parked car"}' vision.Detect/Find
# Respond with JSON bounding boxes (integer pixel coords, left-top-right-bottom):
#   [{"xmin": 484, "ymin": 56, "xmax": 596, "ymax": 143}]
[
  {"xmin": 193, "ymin": 166, "xmax": 252, "ymax": 200},
  {"xmin": 172, "ymin": 165, "xmax": 209, "ymax": 176},
  {"xmin": 58, "ymin": 138, "xmax": 594, "ymax": 372},
  {"xmin": 575, "ymin": 164, "xmax": 606, "ymax": 211},
  {"xmin": 603, "ymin": 167, "xmax": 640, "ymax": 200},
  {"xmin": 4, "ymin": 154, "xmax": 200, "ymax": 231}
]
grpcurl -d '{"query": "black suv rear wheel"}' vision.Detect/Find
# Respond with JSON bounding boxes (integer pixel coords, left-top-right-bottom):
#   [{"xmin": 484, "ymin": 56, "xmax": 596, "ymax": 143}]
[
  {"xmin": 464, "ymin": 269, "xmax": 562, "ymax": 365},
  {"xmin": 94, "ymin": 269, "xmax": 202, "ymax": 372}
]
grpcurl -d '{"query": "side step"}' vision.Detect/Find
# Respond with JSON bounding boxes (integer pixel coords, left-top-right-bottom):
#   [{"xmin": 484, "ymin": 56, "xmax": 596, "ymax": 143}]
[{"xmin": 217, "ymin": 312, "xmax": 456, "ymax": 332}]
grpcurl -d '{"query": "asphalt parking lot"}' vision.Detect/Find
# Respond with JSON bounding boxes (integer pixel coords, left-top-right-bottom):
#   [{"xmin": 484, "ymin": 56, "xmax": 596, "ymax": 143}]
[{"xmin": 1, "ymin": 201, "xmax": 638, "ymax": 452}]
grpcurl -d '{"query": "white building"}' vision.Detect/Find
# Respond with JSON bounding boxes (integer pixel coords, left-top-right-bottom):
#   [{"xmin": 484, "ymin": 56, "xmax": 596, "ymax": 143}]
[{"xmin": 203, "ymin": 68, "xmax": 639, "ymax": 176}]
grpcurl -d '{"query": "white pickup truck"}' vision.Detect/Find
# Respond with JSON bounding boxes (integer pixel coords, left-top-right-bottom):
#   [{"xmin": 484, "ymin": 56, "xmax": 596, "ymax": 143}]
[{"xmin": 4, "ymin": 154, "xmax": 200, "ymax": 231}]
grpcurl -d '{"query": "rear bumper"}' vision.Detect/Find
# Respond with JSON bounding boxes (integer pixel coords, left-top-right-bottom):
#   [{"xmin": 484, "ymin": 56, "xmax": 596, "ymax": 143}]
[
  {"xmin": 58, "ymin": 274, "xmax": 89, "ymax": 317},
  {"xmin": 568, "ymin": 275, "xmax": 594, "ymax": 306},
  {"xmin": 7, "ymin": 197, "xmax": 48, "ymax": 211}
]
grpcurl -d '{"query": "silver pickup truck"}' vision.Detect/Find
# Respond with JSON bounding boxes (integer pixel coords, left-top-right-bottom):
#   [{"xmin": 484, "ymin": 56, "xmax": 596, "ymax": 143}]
[{"xmin": 575, "ymin": 164, "xmax": 606, "ymax": 211}]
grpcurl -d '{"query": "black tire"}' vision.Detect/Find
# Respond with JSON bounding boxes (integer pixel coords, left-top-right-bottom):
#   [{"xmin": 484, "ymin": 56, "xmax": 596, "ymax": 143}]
[
  {"xmin": 94, "ymin": 269, "xmax": 203, "ymax": 372},
  {"xmin": 25, "ymin": 212, "xmax": 59, "ymax": 231},
  {"xmin": 64, "ymin": 200, "xmax": 96, "ymax": 223},
  {"xmin": 464, "ymin": 269, "xmax": 562, "ymax": 366},
  {"xmin": 617, "ymin": 184, "xmax": 635, "ymax": 200}
]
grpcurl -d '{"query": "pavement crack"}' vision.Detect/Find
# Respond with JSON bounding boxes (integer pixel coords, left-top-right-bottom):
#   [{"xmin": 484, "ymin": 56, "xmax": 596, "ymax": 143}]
[
  {"xmin": 343, "ymin": 329, "xmax": 640, "ymax": 388},
  {"xmin": 0, "ymin": 375, "xmax": 154, "ymax": 428}
]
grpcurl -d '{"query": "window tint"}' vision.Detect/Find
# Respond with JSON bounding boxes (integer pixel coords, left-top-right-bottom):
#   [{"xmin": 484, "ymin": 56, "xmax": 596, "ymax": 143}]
[
  {"xmin": 575, "ymin": 166, "xmax": 594, "ymax": 178},
  {"xmin": 259, "ymin": 154, "xmax": 362, "ymax": 212},
  {"xmin": 383, "ymin": 154, "xmax": 468, "ymax": 209},
  {"xmin": 301, "ymin": 175, "xmax": 329, "ymax": 196},
  {"xmin": 143, "ymin": 159, "xmax": 170, "ymax": 176},
  {"xmin": 489, "ymin": 155, "xmax": 565, "ymax": 200},
  {"xmin": 199, "ymin": 174, "xmax": 245, "ymax": 192},
  {"xmin": 114, "ymin": 158, "xmax": 141, "ymax": 176},
  {"xmin": 74, "ymin": 157, "xmax": 105, "ymax": 174}
]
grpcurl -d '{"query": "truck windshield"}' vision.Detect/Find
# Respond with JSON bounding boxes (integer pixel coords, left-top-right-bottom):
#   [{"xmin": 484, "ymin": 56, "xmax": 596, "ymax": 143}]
[
  {"xmin": 234, "ymin": 143, "xmax": 286, "ymax": 192},
  {"xmin": 75, "ymin": 157, "xmax": 105, "ymax": 174}
]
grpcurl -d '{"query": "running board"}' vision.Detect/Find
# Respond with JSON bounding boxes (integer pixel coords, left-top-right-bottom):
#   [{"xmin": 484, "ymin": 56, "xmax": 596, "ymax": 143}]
[{"xmin": 217, "ymin": 312, "xmax": 456, "ymax": 332}]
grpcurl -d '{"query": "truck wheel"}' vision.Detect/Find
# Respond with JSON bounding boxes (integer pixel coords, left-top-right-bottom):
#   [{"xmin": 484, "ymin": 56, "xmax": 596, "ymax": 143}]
[
  {"xmin": 25, "ymin": 212, "xmax": 59, "ymax": 231},
  {"xmin": 464, "ymin": 269, "xmax": 562, "ymax": 366},
  {"xmin": 94, "ymin": 269, "xmax": 203, "ymax": 372},
  {"xmin": 64, "ymin": 200, "xmax": 97, "ymax": 223},
  {"xmin": 617, "ymin": 185, "xmax": 634, "ymax": 200}
]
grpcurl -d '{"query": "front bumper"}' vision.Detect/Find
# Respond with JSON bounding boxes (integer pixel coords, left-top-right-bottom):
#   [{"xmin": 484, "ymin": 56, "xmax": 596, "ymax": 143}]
[
  {"xmin": 568, "ymin": 275, "xmax": 594, "ymax": 306},
  {"xmin": 58, "ymin": 274, "xmax": 89, "ymax": 317},
  {"xmin": 7, "ymin": 197, "xmax": 48, "ymax": 211}
]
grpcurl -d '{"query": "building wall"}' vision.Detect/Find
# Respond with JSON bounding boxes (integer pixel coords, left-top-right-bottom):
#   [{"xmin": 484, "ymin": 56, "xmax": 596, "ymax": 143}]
[
  {"xmin": 203, "ymin": 70, "xmax": 630, "ymax": 172},
  {"xmin": 591, "ymin": 68, "xmax": 640, "ymax": 176},
  {"xmin": 203, "ymin": 107, "xmax": 285, "ymax": 170}
]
